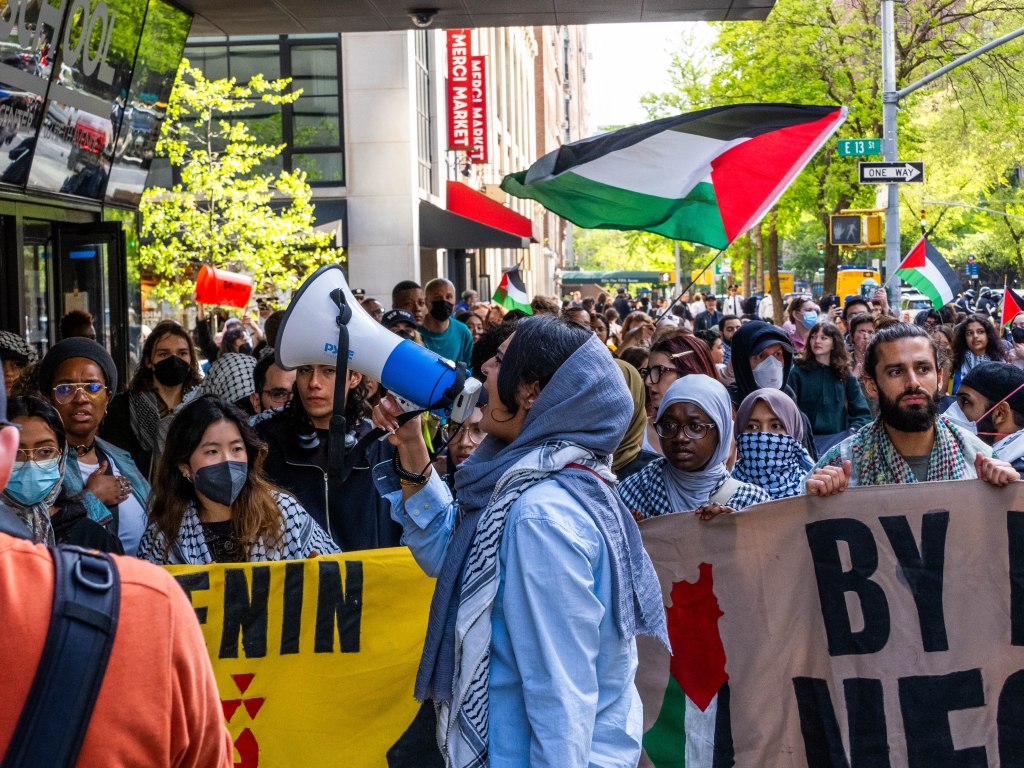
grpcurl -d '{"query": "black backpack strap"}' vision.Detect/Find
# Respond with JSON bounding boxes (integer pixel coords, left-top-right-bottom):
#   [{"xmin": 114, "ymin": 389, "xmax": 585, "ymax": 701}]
[{"xmin": 1, "ymin": 546, "xmax": 121, "ymax": 767}]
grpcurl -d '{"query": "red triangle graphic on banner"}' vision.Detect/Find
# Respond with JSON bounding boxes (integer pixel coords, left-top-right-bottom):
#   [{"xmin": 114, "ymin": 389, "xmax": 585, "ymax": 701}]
[
  {"xmin": 232, "ymin": 673, "xmax": 255, "ymax": 694},
  {"xmin": 222, "ymin": 699, "xmax": 242, "ymax": 722},
  {"xmin": 244, "ymin": 698, "xmax": 266, "ymax": 720}
]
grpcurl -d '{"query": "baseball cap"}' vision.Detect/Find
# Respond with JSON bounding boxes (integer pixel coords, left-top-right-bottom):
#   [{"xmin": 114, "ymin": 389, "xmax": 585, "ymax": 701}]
[{"xmin": 381, "ymin": 309, "xmax": 417, "ymax": 330}]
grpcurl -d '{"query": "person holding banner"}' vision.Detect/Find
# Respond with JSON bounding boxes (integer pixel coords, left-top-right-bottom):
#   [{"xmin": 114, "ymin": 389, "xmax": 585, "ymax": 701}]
[
  {"xmin": 619, "ymin": 374, "xmax": 769, "ymax": 520},
  {"xmin": 371, "ymin": 315, "xmax": 668, "ymax": 768},
  {"xmin": 732, "ymin": 388, "xmax": 815, "ymax": 500},
  {"xmin": 952, "ymin": 361, "xmax": 1024, "ymax": 471},
  {"xmin": 138, "ymin": 395, "xmax": 337, "ymax": 564},
  {"xmin": 806, "ymin": 323, "xmax": 1019, "ymax": 495}
]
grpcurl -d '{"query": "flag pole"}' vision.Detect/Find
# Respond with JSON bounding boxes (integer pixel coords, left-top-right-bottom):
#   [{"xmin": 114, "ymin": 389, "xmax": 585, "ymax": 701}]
[{"xmin": 656, "ymin": 247, "xmax": 726, "ymax": 322}]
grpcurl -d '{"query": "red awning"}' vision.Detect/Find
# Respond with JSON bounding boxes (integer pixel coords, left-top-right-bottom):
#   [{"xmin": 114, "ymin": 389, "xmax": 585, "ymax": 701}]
[
  {"xmin": 420, "ymin": 181, "xmax": 537, "ymax": 249},
  {"xmin": 446, "ymin": 180, "xmax": 535, "ymax": 239}
]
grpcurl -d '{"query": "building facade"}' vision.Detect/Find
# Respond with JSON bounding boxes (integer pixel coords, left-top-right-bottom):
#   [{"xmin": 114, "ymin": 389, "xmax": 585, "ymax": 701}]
[{"xmin": 182, "ymin": 25, "xmax": 587, "ymax": 308}]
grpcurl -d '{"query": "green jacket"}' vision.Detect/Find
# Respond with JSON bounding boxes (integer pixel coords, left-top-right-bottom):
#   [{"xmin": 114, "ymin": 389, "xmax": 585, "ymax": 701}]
[{"xmin": 787, "ymin": 362, "xmax": 872, "ymax": 435}]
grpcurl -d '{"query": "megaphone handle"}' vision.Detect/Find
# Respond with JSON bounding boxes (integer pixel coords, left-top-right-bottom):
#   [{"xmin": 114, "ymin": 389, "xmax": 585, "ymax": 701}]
[{"xmin": 327, "ymin": 319, "xmax": 351, "ymax": 510}]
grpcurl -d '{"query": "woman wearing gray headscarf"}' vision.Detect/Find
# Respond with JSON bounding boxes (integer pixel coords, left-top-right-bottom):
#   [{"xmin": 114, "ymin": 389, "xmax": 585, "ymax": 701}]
[
  {"xmin": 732, "ymin": 388, "xmax": 815, "ymax": 500},
  {"xmin": 619, "ymin": 374, "xmax": 769, "ymax": 519},
  {"xmin": 371, "ymin": 315, "xmax": 667, "ymax": 767}
]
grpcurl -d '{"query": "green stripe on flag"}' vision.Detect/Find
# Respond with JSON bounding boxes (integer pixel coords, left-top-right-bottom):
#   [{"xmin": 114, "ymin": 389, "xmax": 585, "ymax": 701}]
[
  {"xmin": 501, "ymin": 172, "xmax": 729, "ymax": 250},
  {"xmin": 898, "ymin": 268, "xmax": 945, "ymax": 309},
  {"xmin": 643, "ymin": 675, "xmax": 687, "ymax": 768},
  {"xmin": 493, "ymin": 288, "xmax": 532, "ymax": 314}
]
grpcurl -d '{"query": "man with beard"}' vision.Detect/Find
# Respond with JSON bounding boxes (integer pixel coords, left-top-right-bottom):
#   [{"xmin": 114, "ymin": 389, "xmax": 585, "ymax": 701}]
[
  {"xmin": 806, "ymin": 323, "xmax": 1018, "ymax": 495},
  {"xmin": 952, "ymin": 361, "xmax": 1024, "ymax": 472}
]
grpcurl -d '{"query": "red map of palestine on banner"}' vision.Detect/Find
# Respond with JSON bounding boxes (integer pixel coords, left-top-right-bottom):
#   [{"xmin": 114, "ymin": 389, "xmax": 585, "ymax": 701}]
[{"xmin": 636, "ymin": 479, "xmax": 1024, "ymax": 767}]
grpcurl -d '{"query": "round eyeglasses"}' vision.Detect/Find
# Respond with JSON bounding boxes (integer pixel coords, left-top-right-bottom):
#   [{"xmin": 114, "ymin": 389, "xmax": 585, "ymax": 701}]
[
  {"xmin": 15, "ymin": 445, "xmax": 61, "ymax": 465},
  {"xmin": 655, "ymin": 420, "xmax": 717, "ymax": 440},
  {"xmin": 639, "ymin": 365, "xmax": 680, "ymax": 385}
]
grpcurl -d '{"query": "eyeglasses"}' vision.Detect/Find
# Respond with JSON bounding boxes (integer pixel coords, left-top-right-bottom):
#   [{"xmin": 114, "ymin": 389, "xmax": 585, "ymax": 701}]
[
  {"xmin": 655, "ymin": 420, "xmax": 717, "ymax": 440},
  {"xmin": 52, "ymin": 382, "xmax": 106, "ymax": 404},
  {"xmin": 454, "ymin": 423, "xmax": 485, "ymax": 445},
  {"xmin": 15, "ymin": 446, "xmax": 61, "ymax": 465},
  {"xmin": 262, "ymin": 387, "xmax": 293, "ymax": 404},
  {"xmin": 639, "ymin": 365, "xmax": 680, "ymax": 384}
]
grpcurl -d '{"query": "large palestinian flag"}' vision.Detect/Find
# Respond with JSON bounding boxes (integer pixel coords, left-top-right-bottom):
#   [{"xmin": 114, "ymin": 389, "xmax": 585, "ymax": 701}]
[
  {"xmin": 1002, "ymin": 285, "xmax": 1024, "ymax": 327},
  {"xmin": 500, "ymin": 104, "xmax": 847, "ymax": 249},
  {"xmin": 492, "ymin": 265, "xmax": 533, "ymax": 314},
  {"xmin": 896, "ymin": 237, "xmax": 962, "ymax": 309}
]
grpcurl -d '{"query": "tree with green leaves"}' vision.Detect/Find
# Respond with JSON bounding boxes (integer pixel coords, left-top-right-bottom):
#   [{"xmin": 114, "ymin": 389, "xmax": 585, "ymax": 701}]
[
  {"xmin": 643, "ymin": 0, "xmax": 1024, "ymax": 295},
  {"xmin": 140, "ymin": 60, "xmax": 337, "ymax": 305}
]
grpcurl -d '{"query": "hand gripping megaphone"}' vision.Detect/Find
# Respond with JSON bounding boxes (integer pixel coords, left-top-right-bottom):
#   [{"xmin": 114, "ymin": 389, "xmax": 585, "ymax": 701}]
[{"xmin": 276, "ymin": 264, "xmax": 480, "ymax": 420}]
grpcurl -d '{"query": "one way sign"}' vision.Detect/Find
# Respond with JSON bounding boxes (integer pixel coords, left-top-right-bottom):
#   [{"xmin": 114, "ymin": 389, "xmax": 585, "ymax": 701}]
[{"xmin": 858, "ymin": 161, "xmax": 924, "ymax": 184}]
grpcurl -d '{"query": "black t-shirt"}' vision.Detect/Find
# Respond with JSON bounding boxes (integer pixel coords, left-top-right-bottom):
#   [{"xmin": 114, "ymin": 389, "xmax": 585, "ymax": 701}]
[{"xmin": 201, "ymin": 519, "xmax": 245, "ymax": 563}]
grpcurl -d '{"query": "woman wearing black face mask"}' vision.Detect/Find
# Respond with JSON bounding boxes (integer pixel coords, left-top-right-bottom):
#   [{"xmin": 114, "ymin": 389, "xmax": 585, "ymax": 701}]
[
  {"xmin": 138, "ymin": 395, "xmax": 338, "ymax": 564},
  {"xmin": 102, "ymin": 321, "xmax": 203, "ymax": 480}
]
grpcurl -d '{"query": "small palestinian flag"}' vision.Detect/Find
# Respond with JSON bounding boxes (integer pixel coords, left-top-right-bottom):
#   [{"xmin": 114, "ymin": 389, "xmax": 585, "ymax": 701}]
[
  {"xmin": 896, "ymin": 237, "xmax": 962, "ymax": 309},
  {"xmin": 492, "ymin": 265, "xmax": 533, "ymax": 314},
  {"xmin": 500, "ymin": 103, "xmax": 847, "ymax": 249},
  {"xmin": 1002, "ymin": 285, "xmax": 1024, "ymax": 327}
]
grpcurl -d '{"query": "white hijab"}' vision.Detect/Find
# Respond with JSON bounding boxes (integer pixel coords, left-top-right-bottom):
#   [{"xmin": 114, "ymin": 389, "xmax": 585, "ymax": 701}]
[{"xmin": 656, "ymin": 374, "xmax": 733, "ymax": 511}]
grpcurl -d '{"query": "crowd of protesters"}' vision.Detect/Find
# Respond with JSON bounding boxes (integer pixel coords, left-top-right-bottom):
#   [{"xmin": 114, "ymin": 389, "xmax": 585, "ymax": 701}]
[{"xmin": 2, "ymin": 274, "xmax": 1024, "ymax": 765}]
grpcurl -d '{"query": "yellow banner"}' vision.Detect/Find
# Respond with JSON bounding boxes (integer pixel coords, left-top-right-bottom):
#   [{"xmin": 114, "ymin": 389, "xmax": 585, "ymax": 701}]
[{"xmin": 167, "ymin": 547, "xmax": 436, "ymax": 767}]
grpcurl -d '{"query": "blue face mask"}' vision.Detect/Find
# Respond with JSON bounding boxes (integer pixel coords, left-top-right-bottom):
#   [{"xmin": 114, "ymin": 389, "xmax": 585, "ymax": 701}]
[
  {"xmin": 6, "ymin": 459, "xmax": 62, "ymax": 506},
  {"xmin": 801, "ymin": 311, "xmax": 819, "ymax": 330}
]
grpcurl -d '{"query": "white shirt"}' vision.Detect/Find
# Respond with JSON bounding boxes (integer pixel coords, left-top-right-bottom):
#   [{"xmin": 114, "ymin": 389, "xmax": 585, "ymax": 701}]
[
  {"xmin": 78, "ymin": 455, "xmax": 147, "ymax": 556},
  {"xmin": 722, "ymin": 293, "xmax": 745, "ymax": 316}
]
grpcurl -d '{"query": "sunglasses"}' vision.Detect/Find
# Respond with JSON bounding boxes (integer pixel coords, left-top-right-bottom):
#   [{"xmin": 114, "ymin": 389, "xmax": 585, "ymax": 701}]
[{"xmin": 52, "ymin": 382, "xmax": 106, "ymax": 404}]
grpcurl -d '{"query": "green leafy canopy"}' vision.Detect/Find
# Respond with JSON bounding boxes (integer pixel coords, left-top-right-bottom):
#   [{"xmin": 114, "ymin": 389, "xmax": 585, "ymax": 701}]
[{"xmin": 140, "ymin": 59, "xmax": 338, "ymax": 305}]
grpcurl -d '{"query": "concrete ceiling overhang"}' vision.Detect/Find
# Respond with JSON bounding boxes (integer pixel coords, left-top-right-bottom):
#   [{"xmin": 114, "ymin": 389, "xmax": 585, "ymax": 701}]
[{"xmin": 178, "ymin": 0, "xmax": 774, "ymax": 37}]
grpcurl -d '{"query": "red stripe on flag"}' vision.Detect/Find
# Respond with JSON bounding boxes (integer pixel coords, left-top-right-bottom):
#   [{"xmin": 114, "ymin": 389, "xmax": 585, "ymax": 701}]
[
  {"xmin": 898, "ymin": 237, "xmax": 927, "ymax": 271},
  {"xmin": 712, "ymin": 111, "xmax": 843, "ymax": 243},
  {"xmin": 1003, "ymin": 287, "xmax": 1024, "ymax": 328}
]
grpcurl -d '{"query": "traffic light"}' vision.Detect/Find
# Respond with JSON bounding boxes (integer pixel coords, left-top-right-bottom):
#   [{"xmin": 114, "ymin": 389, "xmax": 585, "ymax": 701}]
[
  {"xmin": 920, "ymin": 208, "xmax": 927, "ymax": 232},
  {"xmin": 865, "ymin": 214, "xmax": 883, "ymax": 246},
  {"xmin": 818, "ymin": 241, "xmax": 825, "ymax": 257},
  {"xmin": 829, "ymin": 214, "xmax": 862, "ymax": 246}
]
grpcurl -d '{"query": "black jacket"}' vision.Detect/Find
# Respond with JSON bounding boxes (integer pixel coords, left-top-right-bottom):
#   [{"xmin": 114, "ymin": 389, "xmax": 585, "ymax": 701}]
[
  {"xmin": 101, "ymin": 392, "xmax": 153, "ymax": 479},
  {"xmin": 729, "ymin": 321, "xmax": 818, "ymax": 460},
  {"xmin": 256, "ymin": 412, "xmax": 402, "ymax": 552},
  {"xmin": 51, "ymin": 494, "xmax": 125, "ymax": 554}
]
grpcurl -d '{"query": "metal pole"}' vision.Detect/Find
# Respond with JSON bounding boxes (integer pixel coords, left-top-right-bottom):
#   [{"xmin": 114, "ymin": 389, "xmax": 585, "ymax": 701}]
[
  {"xmin": 881, "ymin": 0, "xmax": 901, "ymax": 311},
  {"xmin": 896, "ymin": 24, "xmax": 1024, "ymax": 99},
  {"xmin": 674, "ymin": 241, "xmax": 683, "ymax": 297}
]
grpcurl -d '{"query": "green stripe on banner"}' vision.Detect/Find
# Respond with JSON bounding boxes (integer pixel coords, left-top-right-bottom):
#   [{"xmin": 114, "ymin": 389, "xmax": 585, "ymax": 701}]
[
  {"xmin": 643, "ymin": 675, "xmax": 687, "ymax": 768},
  {"xmin": 899, "ymin": 269, "xmax": 944, "ymax": 309},
  {"xmin": 501, "ymin": 172, "xmax": 729, "ymax": 250}
]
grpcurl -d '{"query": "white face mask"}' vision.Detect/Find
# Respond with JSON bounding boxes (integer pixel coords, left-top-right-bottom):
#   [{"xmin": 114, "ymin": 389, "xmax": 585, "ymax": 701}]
[
  {"xmin": 752, "ymin": 355, "xmax": 785, "ymax": 389},
  {"xmin": 942, "ymin": 401, "xmax": 977, "ymax": 435}
]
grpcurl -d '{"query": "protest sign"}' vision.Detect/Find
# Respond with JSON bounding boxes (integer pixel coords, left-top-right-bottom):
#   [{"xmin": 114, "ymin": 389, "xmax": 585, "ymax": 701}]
[
  {"xmin": 637, "ymin": 479, "xmax": 1024, "ymax": 767},
  {"xmin": 167, "ymin": 547, "xmax": 435, "ymax": 767}
]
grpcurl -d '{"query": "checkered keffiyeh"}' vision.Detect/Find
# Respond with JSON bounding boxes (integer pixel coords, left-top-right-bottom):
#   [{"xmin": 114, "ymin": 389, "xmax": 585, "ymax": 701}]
[
  {"xmin": 137, "ymin": 491, "xmax": 338, "ymax": 564},
  {"xmin": 732, "ymin": 431, "xmax": 814, "ymax": 500},
  {"xmin": 202, "ymin": 353, "xmax": 257, "ymax": 405},
  {"xmin": 618, "ymin": 457, "xmax": 770, "ymax": 518},
  {"xmin": 813, "ymin": 415, "xmax": 991, "ymax": 485}
]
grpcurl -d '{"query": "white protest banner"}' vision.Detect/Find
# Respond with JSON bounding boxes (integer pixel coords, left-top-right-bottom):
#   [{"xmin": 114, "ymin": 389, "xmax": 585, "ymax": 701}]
[{"xmin": 637, "ymin": 479, "xmax": 1024, "ymax": 767}]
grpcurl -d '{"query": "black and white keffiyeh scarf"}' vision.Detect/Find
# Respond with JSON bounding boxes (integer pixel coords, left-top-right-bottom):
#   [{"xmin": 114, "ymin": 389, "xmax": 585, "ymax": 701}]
[{"xmin": 732, "ymin": 431, "xmax": 814, "ymax": 499}]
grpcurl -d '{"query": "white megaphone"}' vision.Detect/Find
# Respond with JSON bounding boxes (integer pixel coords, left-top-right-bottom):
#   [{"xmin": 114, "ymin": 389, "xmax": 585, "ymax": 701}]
[{"xmin": 276, "ymin": 264, "xmax": 481, "ymax": 420}]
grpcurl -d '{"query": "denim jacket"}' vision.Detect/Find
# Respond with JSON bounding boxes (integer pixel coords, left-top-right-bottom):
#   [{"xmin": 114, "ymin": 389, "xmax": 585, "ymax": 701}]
[{"xmin": 63, "ymin": 437, "xmax": 151, "ymax": 531}]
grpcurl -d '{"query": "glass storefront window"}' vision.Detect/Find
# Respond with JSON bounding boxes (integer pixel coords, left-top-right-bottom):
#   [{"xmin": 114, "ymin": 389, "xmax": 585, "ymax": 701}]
[
  {"xmin": 105, "ymin": 0, "xmax": 192, "ymax": 206},
  {"xmin": 22, "ymin": 220, "xmax": 54, "ymax": 360},
  {"xmin": 293, "ymin": 96, "xmax": 339, "ymax": 145},
  {"xmin": 292, "ymin": 151, "xmax": 342, "ymax": 183}
]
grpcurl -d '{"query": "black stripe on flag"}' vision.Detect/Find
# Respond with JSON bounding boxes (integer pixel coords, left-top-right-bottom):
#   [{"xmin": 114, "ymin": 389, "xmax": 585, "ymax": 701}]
[
  {"xmin": 529, "ymin": 104, "xmax": 842, "ymax": 182},
  {"xmin": 504, "ymin": 265, "xmax": 528, "ymax": 294}
]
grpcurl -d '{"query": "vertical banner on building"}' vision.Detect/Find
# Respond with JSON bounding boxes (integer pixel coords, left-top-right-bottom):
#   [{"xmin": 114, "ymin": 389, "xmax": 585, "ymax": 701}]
[
  {"xmin": 469, "ymin": 55, "xmax": 488, "ymax": 164},
  {"xmin": 446, "ymin": 29, "xmax": 472, "ymax": 151}
]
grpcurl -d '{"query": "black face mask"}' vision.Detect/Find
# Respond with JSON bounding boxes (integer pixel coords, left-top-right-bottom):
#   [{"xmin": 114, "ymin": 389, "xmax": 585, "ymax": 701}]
[
  {"xmin": 153, "ymin": 355, "xmax": 191, "ymax": 386},
  {"xmin": 429, "ymin": 299, "xmax": 454, "ymax": 322},
  {"xmin": 193, "ymin": 460, "xmax": 248, "ymax": 506}
]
